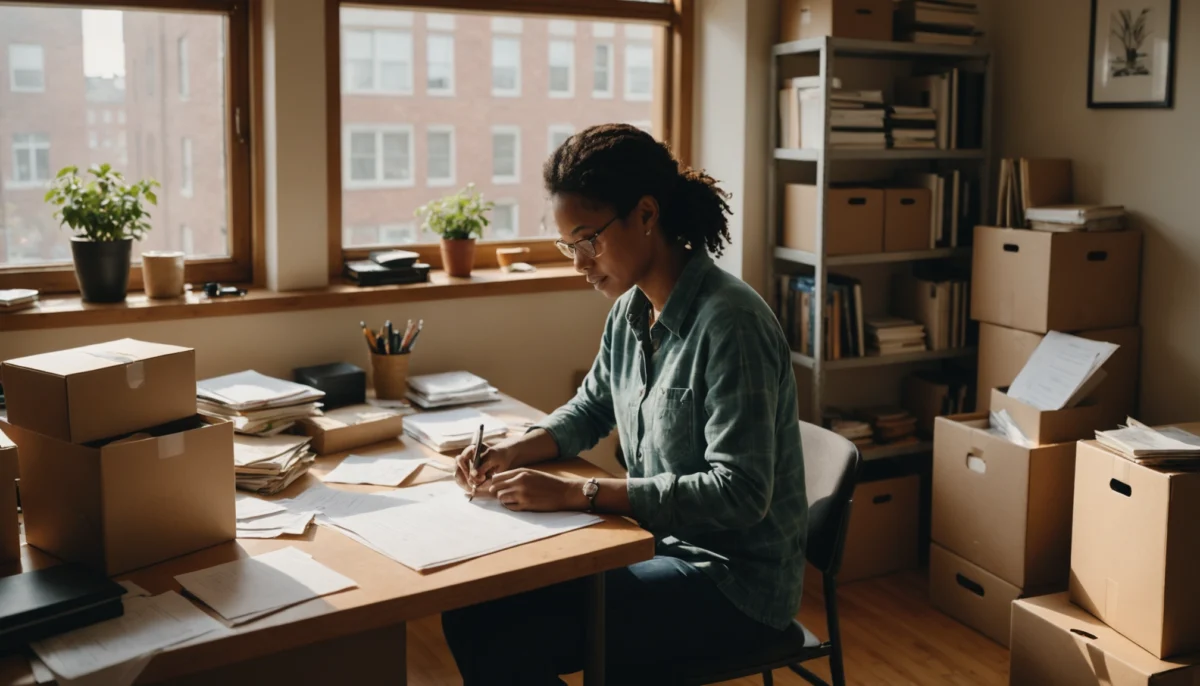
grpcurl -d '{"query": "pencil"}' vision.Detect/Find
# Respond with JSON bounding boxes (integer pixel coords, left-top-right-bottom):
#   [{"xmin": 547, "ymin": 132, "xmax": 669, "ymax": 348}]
[{"xmin": 467, "ymin": 423, "xmax": 486, "ymax": 502}]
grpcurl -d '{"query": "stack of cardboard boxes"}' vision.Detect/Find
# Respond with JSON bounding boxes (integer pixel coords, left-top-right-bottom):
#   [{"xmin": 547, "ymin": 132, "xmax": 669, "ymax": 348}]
[
  {"xmin": 0, "ymin": 339, "xmax": 235, "ymax": 575},
  {"xmin": 928, "ymin": 224, "xmax": 1143, "ymax": 646}
]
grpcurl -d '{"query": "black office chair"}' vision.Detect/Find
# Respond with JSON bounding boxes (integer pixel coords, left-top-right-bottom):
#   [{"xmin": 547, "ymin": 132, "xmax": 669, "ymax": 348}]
[{"xmin": 674, "ymin": 420, "xmax": 862, "ymax": 686}]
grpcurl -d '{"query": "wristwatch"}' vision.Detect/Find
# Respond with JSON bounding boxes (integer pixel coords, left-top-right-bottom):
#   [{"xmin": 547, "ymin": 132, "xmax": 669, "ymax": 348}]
[{"xmin": 582, "ymin": 478, "xmax": 600, "ymax": 512}]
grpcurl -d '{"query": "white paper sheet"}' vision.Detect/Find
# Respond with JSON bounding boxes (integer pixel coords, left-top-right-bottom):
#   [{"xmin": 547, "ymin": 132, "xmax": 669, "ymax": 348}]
[
  {"xmin": 1007, "ymin": 331, "xmax": 1119, "ymax": 411},
  {"xmin": 321, "ymin": 453, "xmax": 424, "ymax": 487},
  {"xmin": 232, "ymin": 434, "xmax": 311, "ymax": 467},
  {"xmin": 235, "ymin": 509, "xmax": 314, "ymax": 536},
  {"xmin": 174, "ymin": 547, "xmax": 356, "ymax": 624},
  {"xmin": 31, "ymin": 592, "xmax": 223, "ymax": 682},
  {"xmin": 197, "ymin": 370, "xmax": 324, "ymax": 411},
  {"xmin": 403, "ymin": 408, "xmax": 508, "ymax": 452},
  {"xmin": 235, "ymin": 494, "xmax": 288, "ymax": 520}
]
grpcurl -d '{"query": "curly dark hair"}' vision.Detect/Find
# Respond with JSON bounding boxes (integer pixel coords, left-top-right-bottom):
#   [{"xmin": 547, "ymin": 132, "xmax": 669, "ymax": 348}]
[{"xmin": 542, "ymin": 123, "xmax": 733, "ymax": 257}]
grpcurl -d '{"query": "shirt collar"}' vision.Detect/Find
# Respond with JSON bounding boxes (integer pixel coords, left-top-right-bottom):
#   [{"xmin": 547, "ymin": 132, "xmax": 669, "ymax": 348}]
[{"xmin": 625, "ymin": 251, "xmax": 715, "ymax": 338}]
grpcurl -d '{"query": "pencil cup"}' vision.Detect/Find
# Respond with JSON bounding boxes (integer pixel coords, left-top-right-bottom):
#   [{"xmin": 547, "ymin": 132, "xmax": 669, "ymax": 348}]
[
  {"xmin": 141, "ymin": 251, "xmax": 186, "ymax": 299},
  {"xmin": 370, "ymin": 352, "xmax": 409, "ymax": 400}
]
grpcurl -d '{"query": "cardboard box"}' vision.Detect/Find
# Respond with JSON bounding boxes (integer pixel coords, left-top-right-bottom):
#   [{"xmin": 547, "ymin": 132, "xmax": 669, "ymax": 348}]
[
  {"xmin": 970, "ymin": 226, "xmax": 1141, "ymax": 334},
  {"xmin": 0, "ymin": 430, "xmax": 18, "ymax": 564},
  {"xmin": 976, "ymin": 323, "xmax": 1140, "ymax": 429},
  {"xmin": 0, "ymin": 415, "xmax": 235, "ymax": 575},
  {"xmin": 2, "ymin": 339, "xmax": 197, "ymax": 445},
  {"xmin": 990, "ymin": 387, "xmax": 1106, "ymax": 445},
  {"xmin": 781, "ymin": 0, "xmax": 894, "ymax": 42},
  {"xmin": 884, "ymin": 188, "xmax": 932, "ymax": 252},
  {"xmin": 839, "ymin": 475, "xmax": 920, "ymax": 582},
  {"xmin": 782, "ymin": 185, "xmax": 884, "ymax": 256},
  {"xmin": 930, "ymin": 542, "xmax": 1023, "ymax": 647},
  {"xmin": 1070, "ymin": 437, "xmax": 1200, "ymax": 659},
  {"xmin": 1011, "ymin": 593, "xmax": 1200, "ymax": 686},
  {"xmin": 297, "ymin": 404, "xmax": 405, "ymax": 456},
  {"xmin": 933, "ymin": 414, "xmax": 1076, "ymax": 589}
]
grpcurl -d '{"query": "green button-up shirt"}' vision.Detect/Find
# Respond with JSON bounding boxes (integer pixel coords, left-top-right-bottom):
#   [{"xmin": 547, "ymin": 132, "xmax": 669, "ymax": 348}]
[{"xmin": 535, "ymin": 252, "xmax": 807, "ymax": 630}]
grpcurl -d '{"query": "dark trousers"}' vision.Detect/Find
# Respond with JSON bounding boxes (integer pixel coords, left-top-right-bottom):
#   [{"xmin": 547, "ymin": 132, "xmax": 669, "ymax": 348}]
[{"xmin": 441, "ymin": 556, "xmax": 783, "ymax": 686}]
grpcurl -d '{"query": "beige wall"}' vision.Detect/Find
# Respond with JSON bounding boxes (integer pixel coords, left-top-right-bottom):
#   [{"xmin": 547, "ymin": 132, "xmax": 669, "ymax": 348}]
[{"xmin": 990, "ymin": 1, "xmax": 1199, "ymax": 423}]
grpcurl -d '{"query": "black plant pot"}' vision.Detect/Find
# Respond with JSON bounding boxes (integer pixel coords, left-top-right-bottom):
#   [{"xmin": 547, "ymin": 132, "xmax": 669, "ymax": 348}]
[{"xmin": 71, "ymin": 238, "xmax": 132, "ymax": 303}]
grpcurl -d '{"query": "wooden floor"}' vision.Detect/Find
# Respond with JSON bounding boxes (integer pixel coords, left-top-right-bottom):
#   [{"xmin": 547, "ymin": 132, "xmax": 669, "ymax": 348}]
[{"xmin": 405, "ymin": 568, "xmax": 1010, "ymax": 685}]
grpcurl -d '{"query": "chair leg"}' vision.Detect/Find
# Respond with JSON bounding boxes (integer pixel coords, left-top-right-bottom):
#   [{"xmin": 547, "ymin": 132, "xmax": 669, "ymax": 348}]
[
  {"xmin": 823, "ymin": 574, "xmax": 847, "ymax": 686},
  {"xmin": 762, "ymin": 670, "xmax": 774, "ymax": 686}
]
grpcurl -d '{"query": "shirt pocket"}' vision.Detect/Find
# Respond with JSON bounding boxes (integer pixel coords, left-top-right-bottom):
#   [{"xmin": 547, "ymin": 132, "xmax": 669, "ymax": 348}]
[{"xmin": 646, "ymin": 387, "xmax": 695, "ymax": 463}]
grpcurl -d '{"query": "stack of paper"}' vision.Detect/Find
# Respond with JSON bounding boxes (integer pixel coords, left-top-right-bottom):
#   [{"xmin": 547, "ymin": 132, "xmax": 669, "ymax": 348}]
[
  {"xmin": 1096, "ymin": 418, "xmax": 1200, "ymax": 468},
  {"xmin": 866, "ymin": 318, "xmax": 927, "ymax": 356},
  {"xmin": 406, "ymin": 371, "xmax": 500, "ymax": 409},
  {"xmin": 989, "ymin": 409, "xmax": 1035, "ymax": 447},
  {"xmin": 234, "ymin": 434, "xmax": 316, "ymax": 495},
  {"xmin": 321, "ymin": 453, "xmax": 426, "ymax": 487},
  {"xmin": 404, "ymin": 408, "xmax": 508, "ymax": 453},
  {"xmin": 1007, "ymin": 332, "xmax": 1119, "ymax": 411},
  {"xmin": 198, "ymin": 370, "xmax": 325, "ymax": 436},
  {"xmin": 1027, "ymin": 204, "xmax": 1125, "ymax": 233},
  {"xmin": 0, "ymin": 288, "xmax": 38, "ymax": 313},
  {"xmin": 235, "ymin": 493, "xmax": 314, "ymax": 539}
]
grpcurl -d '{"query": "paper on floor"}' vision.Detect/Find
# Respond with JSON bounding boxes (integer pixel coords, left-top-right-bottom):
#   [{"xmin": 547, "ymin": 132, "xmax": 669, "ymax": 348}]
[
  {"xmin": 235, "ymin": 494, "xmax": 288, "ymax": 520},
  {"xmin": 321, "ymin": 453, "xmax": 424, "ymax": 487}
]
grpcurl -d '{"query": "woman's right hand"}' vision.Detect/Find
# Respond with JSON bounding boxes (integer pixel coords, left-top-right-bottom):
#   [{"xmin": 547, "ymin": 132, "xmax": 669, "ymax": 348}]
[{"xmin": 454, "ymin": 441, "xmax": 517, "ymax": 494}]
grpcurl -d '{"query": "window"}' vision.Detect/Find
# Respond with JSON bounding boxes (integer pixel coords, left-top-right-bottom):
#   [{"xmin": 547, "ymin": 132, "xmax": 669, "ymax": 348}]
[
  {"xmin": 344, "ymin": 29, "xmax": 413, "ymax": 94},
  {"xmin": 491, "ymin": 36, "xmax": 520, "ymax": 96},
  {"xmin": 10, "ymin": 133, "xmax": 50, "ymax": 185},
  {"xmin": 8, "ymin": 44, "xmax": 45, "ymax": 92},
  {"xmin": 548, "ymin": 40, "xmax": 574, "ymax": 97},
  {"xmin": 426, "ymin": 126, "xmax": 455, "ymax": 186},
  {"xmin": 181, "ymin": 137, "xmax": 194, "ymax": 197},
  {"xmin": 103, "ymin": 110, "xmax": 113, "ymax": 124},
  {"xmin": 382, "ymin": 223, "xmax": 416, "ymax": 245},
  {"xmin": 344, "ymin": 126, "xmax": 414, "ymax": 188},
  {"xmin": 548, "ymin": 20, "xmax": 575, "ymax": 36},
  {"xmin": 491, "ymin": 17, "xmax": 522, "ymax": 33},
  {"xmin": 426, "ymin": 34, "xmax": 454, "ymax": 95},
  {"xmin": 491, "ymin": 202, "xmax": 518, "ymax": 240},
  {"xmin": 625, "ymin": 43, "xmax": 653, "ymax": 101},
  {"xmin": 548, "ymin": 125, "xmax": 573, "ymax": 154},
  {"xmin": 593, "ymin": 43, "xmax": 613, "ymax": 98},
  {"xmin": 593, "ymin": 22, "xmax": 616, "ymax": 38},
  {"xmin": 491, "ymin": 127, "xmax": 520, "ymax": 184},
  {"xmin": 178, "ymin": 36, "xmax": 190, "ymax": 99}
]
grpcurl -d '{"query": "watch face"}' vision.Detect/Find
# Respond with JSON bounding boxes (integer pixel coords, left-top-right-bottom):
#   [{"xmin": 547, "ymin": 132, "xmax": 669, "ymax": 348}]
[{"xmin": 584, "ymin": 481, "xmax": 599, "ymax": 497}]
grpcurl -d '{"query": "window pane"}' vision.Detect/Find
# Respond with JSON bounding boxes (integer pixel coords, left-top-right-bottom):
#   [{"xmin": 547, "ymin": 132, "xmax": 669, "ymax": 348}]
[
  {"xmin": 341, "ymin": 9, "xmax": 659, "ymax": 244},
  {"xmin": 625, "ymin": 43, "xmax": 653, "ymax": 99},
  {"xmin": 0, "ymin": 5, "xmax": 231, "ymax": 267}
]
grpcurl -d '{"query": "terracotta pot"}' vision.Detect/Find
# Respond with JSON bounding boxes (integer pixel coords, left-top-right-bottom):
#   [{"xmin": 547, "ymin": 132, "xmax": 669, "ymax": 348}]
[{"xmin": 440, "ymin": 239, "xmax": 476, "ymax": 277}]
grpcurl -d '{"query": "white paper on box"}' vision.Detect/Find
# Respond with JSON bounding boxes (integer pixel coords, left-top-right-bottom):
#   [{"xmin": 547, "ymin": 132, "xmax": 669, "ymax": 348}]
[{"xmin": 1007, "ymin": 331, "xmax": 1119, "ymax": 410}]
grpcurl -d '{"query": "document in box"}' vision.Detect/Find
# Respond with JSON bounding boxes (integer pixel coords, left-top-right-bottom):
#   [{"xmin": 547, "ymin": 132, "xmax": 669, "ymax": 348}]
[
  {"xmin": 321, "ymin": 453, "xmax": 425, "ymax": 487},
  {"xmin": 1007, "ymin": 331, "xmax": 1119, "ymax": 411},
  {"xmin": 174, "ymin": 547, "xmax": 356, "ymax": 624}
]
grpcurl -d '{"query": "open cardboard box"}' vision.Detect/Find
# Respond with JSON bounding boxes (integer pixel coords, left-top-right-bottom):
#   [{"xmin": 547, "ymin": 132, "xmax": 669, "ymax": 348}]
[
  {"xmin": 296, "ymin": 404, "xmax": 405, "ymax": 456},
  {"xmin": 990, "ymin": 387, "xmax": 1107, "ymax": 445}
]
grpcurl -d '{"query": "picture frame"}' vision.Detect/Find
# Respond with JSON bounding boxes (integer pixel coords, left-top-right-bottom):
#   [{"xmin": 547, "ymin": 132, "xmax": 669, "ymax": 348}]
[{"xmin": 1088, "ymin": 0, "xmax": 1178, "ymax": 109}]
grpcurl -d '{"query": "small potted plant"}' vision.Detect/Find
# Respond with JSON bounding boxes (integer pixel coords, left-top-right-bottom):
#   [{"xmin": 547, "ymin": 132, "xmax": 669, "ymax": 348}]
[
  {"xmin": 45, "ymin": 164, "xmax": 159, "ymax": 303},
  {"xmin": 414, "ymin": 183, "xmax": 494, "ymax": 278}
]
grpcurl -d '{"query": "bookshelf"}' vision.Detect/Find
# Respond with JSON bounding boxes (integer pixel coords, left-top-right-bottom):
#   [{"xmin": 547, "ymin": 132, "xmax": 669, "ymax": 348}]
[{"xmin": 768, "ymin": 36, "xmax": 993, "ymax": 452}]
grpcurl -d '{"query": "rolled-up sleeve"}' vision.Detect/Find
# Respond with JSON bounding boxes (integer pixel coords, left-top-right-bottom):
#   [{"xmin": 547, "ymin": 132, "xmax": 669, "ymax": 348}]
[
  {"xmin": 532, "ymin": 309, "xmax": 618, "ymax": 459},
  {"xmin": 627, "ymin": 310, "xmax": 779, "ymax": 534}
]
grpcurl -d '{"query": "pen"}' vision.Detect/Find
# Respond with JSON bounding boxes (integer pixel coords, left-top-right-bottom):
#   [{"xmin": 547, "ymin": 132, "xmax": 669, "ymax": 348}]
[
  {"xmin": 405, "ymin": 320, "xmax": 424, "ymax": 353},
  {"xmin": 384, "ymin": 320, "xmax": 393, "ymax": 354},
  {"xmin": 399, "ymin": 319, "xmax": 416, "ymax": 352},
  {"xmin": 467, "ymin": 423, "xmax": 486, "ymax": 502}
]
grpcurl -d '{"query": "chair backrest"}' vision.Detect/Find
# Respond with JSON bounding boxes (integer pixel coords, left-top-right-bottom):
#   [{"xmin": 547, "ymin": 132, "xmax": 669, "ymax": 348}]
[{"xmin": 799, "ymin": 420, "xmax": 862, "ymax": 576}]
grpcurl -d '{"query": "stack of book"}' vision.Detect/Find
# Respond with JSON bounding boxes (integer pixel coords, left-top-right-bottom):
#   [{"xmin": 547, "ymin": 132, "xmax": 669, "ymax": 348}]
[
  {"xmin": 861, "ymin": 407, "xmax": 920, "ymax": 447},
  {"xmin": 866, "ymin": 318, "xmax": 927, "ymax": 356},
  {"xmin": 828, "ymin": 416, "xmax": 875, "ymax": 450},
  {"xmin": 891, "ymin": 273, "xmax": 971, "ymax": 351},
  {"xmin": 777, "ymin": 75, "xmax": 841, "ymax": 149},
  {"xmin": 800, "ymin": 89, "xmax": 887, "ymax": 149},
  {"xmin": 896, "ymin": 0, "xmax": 981, "ymax": 46},
  {"xmin": 888, "ymin": 106, "xmax": 938, "ymax": 149},
  {"xmin": 232, "ymin": 434, "xmax": 316, "ymax": 495},
  {"xmin": 198, "ymin": 370, "xmax": 325, "ymax": 436},
  {"xmin": 775, "ymin": 274, "xmax": 865, "ymax": 361},
  {"xmin": 0, "ymin": 289, "xmax": 38, "ymax": 314},
  {"xmin": 896, "ymin": 68, "xmax": 986, "ymax": 151},
  {"xmin": 898, "ymin": 169, "xmax": 978, "ymax": 248},
  {"xmin": 1026, "ymin": 205, "xmax": 1126, "ymax": 232},
  {"xmin": 403, "ymin": 408, "xmax": 507, "ymax": 453},
  {"xmin": 406, "ymin": 371, "xmax": 499, "ymax": 409},
  {"xmin": 996, "ymin": 157, "xmax": 1074, "ymax": 228}
]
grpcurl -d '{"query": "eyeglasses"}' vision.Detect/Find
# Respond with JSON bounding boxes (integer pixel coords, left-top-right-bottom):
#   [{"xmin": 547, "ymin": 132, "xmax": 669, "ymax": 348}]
[{"xmin": 555, "ymin": 215, "xmax": 620, "ymax": 260}]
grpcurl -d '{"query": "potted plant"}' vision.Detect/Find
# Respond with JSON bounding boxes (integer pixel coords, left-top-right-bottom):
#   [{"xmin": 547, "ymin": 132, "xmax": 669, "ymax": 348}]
[
  {"xmin": 414, "ymin": 183, "xmax": 493, "ymax": 278},
  {"xmin": 45, "ymin": 164, "xmax": 159, "ymax": 303}
]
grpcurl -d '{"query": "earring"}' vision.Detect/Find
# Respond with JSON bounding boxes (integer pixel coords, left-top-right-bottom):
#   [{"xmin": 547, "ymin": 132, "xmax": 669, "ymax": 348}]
[{"xmin": 645, "ymin": 229, "xmax": 651, "ymax": 236}]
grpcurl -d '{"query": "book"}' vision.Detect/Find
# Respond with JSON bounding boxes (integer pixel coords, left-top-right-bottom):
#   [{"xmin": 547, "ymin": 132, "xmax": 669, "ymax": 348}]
[
  {"xmin": 1026, "ymin": 204, "xmax": 1125, "ymax": 223},
  {"xmin": 0, "ymin": 288, "xmax": 38, "ymax": 313},
  {"xmin": 0, "ymin": 564, "xmax": 126, "ymax": 651},
  {"xmin": 1030, "ymin": 216, "xmax": 1125, "ymax": 233}
]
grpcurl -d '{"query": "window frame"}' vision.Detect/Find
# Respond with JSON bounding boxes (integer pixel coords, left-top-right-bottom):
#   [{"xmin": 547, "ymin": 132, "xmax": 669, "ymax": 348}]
[
  {"xmin": 490, "ymin": 125, "xmax": 521, "ymax": 185},
  {"xmin": 425, "ymin": 32, "xmax": 455, "ymax": 96},
  {"xmin": 8, "ymin": 43, "xmax": 46, "ymax": 93},
  {"xmin": 624, "ymin": 41, "xmax": 653, "ymax": 102},
  {"xmin": 592, "ymin": 41, "xmax": 613, "ymax": 99},
  {"xmin": 547, "ymin": 38, "xmax": 574, "ymax": 98},
  {"xmin": 0, "ymin": 0, "xmax": 257, "ymax": 294},
  {"xmin": 8, "ymin": 133, "xmax": 51, "ymax": 187},
  {"xmin": 425, "ymin": 124, "xmax": 455, "ymax": 187},
  {"xmin": 490, "ymin": 35, "xmax": 521, "ymax": 97},
  {"xmin": 343, "ymin": 124, "xmax": 416, "ymax": 190},
  {"xmin": 343, "ymin": 27, "xmax": 414, "ymax": 96}
]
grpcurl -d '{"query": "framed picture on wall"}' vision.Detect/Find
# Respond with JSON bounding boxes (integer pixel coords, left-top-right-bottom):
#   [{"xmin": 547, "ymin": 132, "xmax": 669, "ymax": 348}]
[{"xmin": 1088, "ymin": 0, "xmax": 1179, "ymax": 108}]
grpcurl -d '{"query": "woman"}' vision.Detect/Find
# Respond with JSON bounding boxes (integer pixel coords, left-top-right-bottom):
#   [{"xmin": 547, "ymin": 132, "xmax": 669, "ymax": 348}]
[{"xmin": 443, "ymin": 123, "xmax": 807, "ymax": 685}]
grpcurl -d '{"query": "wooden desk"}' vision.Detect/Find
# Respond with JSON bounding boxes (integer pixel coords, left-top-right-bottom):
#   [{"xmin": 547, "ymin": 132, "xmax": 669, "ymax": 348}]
[{"xmin": 0, "ymin": 394, "xmax": 654, "ymax": 685}]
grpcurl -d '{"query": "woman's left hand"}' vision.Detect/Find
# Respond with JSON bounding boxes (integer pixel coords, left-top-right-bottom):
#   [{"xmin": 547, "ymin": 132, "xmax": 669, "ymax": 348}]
[{"xmin": 488, "ymin": 469, "xmax": 584, "ymax": 512}]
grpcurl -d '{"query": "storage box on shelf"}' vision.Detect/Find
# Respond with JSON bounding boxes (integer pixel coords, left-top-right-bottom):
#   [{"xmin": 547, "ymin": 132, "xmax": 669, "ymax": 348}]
[{"xmin": 780, "ymin": 0, "xmax": 894, "ymax": 43}]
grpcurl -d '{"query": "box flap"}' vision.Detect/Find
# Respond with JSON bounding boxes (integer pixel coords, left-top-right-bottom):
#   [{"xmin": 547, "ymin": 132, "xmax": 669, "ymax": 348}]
[
  {"xmin": 4, "ymin": 339, "xmax": 190, "ymax": 377},
  {"xmin": 990, "ymin": 387, "xmax": 1106, "ymax": 445}
]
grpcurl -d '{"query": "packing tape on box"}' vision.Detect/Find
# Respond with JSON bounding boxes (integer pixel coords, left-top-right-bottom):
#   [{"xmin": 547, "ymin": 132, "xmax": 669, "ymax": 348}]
[
  {"xmin": 158, "ymin": 433, "xmax": 185, "ymax": 460},
  {"xmin": 82, "ymin": 348, "xmax": 146, "ymax": 389}
]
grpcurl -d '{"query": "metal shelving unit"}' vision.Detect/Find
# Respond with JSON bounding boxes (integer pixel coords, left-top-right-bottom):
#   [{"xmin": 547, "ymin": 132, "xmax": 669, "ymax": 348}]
[{"xmin": 767, "ymin": 36, "xmax": 993, "ymax": 446}]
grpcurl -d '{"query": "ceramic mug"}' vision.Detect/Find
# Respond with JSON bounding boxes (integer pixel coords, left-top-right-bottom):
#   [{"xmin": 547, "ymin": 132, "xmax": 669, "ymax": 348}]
[{"xmin": 141, "ymin": 251, "xmax": 186, "ymax": 299}]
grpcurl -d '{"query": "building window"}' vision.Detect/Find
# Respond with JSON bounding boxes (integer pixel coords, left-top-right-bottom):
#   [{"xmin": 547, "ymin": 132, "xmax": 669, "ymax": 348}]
[
  {"xmin": 345, "ymin": 126, "xmax": 414, "ymax": 188},
  {"xmin": 382, "ymin": 223, "xmax": 417, "ymax": 245},
  {"xmin": 426, "ymin": 34, "xmax": 454, "ymax": 95},
  {"xmin": 344, "ymin": 29, "xmax": 413, "ymax": 95},
  {"xmin": 491, "ymin": 36, "xmax": 520, "ymax": 97},
  {"xmin": 593, "ymin": 43, "xmax": 613, "ymax": 98},
  {"xmin": 181, "ymin": 138, "xmax": 194, "ymax": 197},
  {"xmin": 491, "ymin": 127, "xmax": 520, "ymax": 184},
  {"xmin": 426, "ymin": 126, "xmax": 454, "ymax": 186},
  {"xmin": 548, "ymin": 40, "xmax": 574, "ymax": 98},
  {"xmin": 491, "ymin": 17, "xmax": 523, "ymax": 34},
  {"xmin": 178, "ymin": 36, "xmax": 190, "ymax": 99},
  {"xmin": 548, "ymin": 125, "xmax": 573, "ymax": 154},
  {"xmin": 10, "ymin": 133, "xmax": 50, "ymax": 185},
  {"xmin": 491, "ymin": 202, "xmax": 518, "ymax": 240},
  {"xmin": 8, "ymin": 44, "xmax": 45, "ymax": 92},
  {"xmin": 548, "ymin": 20, "xmax": 576, "ymax": 36},
  {"xmin": 625, "ymin": 43, "xmax": 653, "ymax": 101}
]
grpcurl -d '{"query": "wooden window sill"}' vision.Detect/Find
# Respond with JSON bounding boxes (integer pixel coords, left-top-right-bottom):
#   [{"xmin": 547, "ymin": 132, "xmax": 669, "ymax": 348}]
[{"xmin": 0, "ymin": 264, "xmax": 588, "ymax": 332}]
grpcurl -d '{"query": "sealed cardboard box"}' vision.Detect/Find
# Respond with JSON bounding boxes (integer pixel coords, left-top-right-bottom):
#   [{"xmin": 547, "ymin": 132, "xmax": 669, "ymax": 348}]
[
  {"xmin": 0, "ymin": 416, "xmax": 235, "ymax": 575},
  {"xmin": 1011, "ymin": 593, "xmax": 1200, "ymax": 686},
  {"xmin": 1070, "ymin": 437, "xmax": 1200, "ymax": 659},
  {"xmin": 0, "ymin": 430, "xmax": 17, "ymax": 564},
  {"xmin": 782, "ymin": 185, "xmax": 884, "ymax": 256},
  {"xmin": 297, "ymin": 404, "xmax": 405, "ymax": 456},
  {"xmin": 2, "ymin": 339, "xmax": 196, "ymax": 445},
  {"xmin": 970, "ymin": 226, "xmax": 1141, "ymax": 334},
  {"xmin": 781, "ymin": 0, "xmax": 894, "ymax": 42},
  {"xmin": 933, "ymin": 414, "xmax": 1076, "ymax": 589},
  {"xmin": 976, "ymin": 323, "xmax": 1139, "ymax": 429},
  {"xmin": 989, "ymin": 387, "xmax": 1106, "ymax": 445},
  {"xmin": 884, "ymin": 188, "xmax": 931, "ymax": 252},
  {"xmin": 930, "ymin": 542, "xmax": 1023, "ymax": 647}
]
